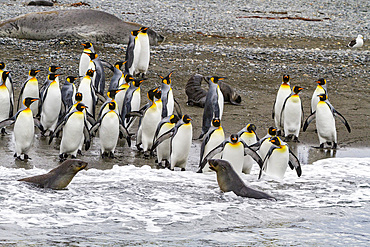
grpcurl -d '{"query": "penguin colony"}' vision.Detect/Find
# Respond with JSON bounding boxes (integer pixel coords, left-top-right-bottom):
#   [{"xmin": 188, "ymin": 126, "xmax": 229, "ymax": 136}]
[{"xmin": 0, "ymin": 29, "xmax": 357, "ymax": 198}]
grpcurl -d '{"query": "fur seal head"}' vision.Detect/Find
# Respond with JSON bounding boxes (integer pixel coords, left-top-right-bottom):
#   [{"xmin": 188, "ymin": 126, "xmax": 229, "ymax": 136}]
[{"xmin": 18, "ymin": 159, "xmax": 88, "ymax": 190}]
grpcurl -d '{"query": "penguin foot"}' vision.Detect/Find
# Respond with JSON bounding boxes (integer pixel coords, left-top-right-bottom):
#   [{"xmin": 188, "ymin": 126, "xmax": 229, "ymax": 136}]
[
  {"xmin": 164, "ymin": 160, "xmax": 171, "ymax": 169},
  {"xmin": 59, "ymin": 154, "xmax": 67, "ymax": 162},
  {"xmin": 1, "ymin": 128, "xmax": 7, "ymax": 135},
  {"xmin": 293, "ymin": 136, "xmax": 300, "ymax": 142},
  {"xmin": 136, "ymin": 144, "xmax": 143, "ymax": 152},
  {"xmin": 14, "ymin": 153, "xmax": 17, "ymax": 158},
  {"xmin": 71, "ymin": 155, "xmax": 76, "ymax": 159},
  {"xmin": 24, "ymin": 154, "xmax": 31, "ymax": 160},
  {"xmin": 15, "ymin": 156, "xmax": 24, "ymax": 161},
  {"xmin": 109, "ymin": 152, "xmax": 115, "ymax": 158},
  {"xmin": 332, "ymin": 143, "xmax": 337, "ymax": 149},
  {"xmin": 77, "ymin": 150, "xmax": 83, "ymax": 155},
  {"xmin": 181, "ymin": 168, "xmax": 186, "ymax": 171},
  {"xmin": 143, "ymin": 151, "xmax": 150, "ymax": 159},
  {"xmin": 319, "ymin": 143, "xmax": 324, "ymax": 149}
]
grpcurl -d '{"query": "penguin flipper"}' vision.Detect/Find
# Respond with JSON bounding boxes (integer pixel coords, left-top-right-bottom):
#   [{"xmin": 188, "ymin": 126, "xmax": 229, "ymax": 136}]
[
  {"xmin": 333, "ymin": 109, "xmax": 351, "ymax": 133},
  {"xmin": 198, "ymin": 142, "xmax": 225, "ymax": 171},
  {"xmin": 100, "ymin": 60, "xmax": 114, "ymax": 72},
  {"xmin": 241, "ymin": 140, "xmax": 263, "ymax": 169},
  {"xmin": 83, "ymin": 124, "xmax": 91, "ymax": 151},
  {"xmin": 0, "ymin": 118, "xmax": 15, "ymax": 129},
  {"xmin": 272, "ymin": 99, "xmax": 276, "ymax": 119},
  {"xmin": 150, "ymin": 129, "xmax": 174, "ymax": 152},
  {"xmin": 119, "ymin": 124, "xmax": 131, "ymax": 147},
  {"xmin": 199, "ymin": 128, "xmax": 217, "ymax": 165},
  {"xmin": 259, "ymin": 145, "xmax": 277, "ymax": 179},
  {"xmin": 288, "ymin": 148, "xmax": 302, "ymax": 177},
  {"xmin": 174, "ymin": 98, "xmax": 183, "ymax": 118},
  {"xmin": 279, "ymin": 95, "xmax": 291, "ymax": 128},
  {"xmin": 303, "ymin": 111, "xmax": 316, "ymax": 132},
  {"xmin": 89, "ymin": 122, "xmax": 100, "ymax": 137},
  {"xmin": 86, "ymin": 112, "xmax": 96, "ymax": 126},
  {"xmin": 33, "ymin": 118, "xmax": 44, "ymax": 132}
]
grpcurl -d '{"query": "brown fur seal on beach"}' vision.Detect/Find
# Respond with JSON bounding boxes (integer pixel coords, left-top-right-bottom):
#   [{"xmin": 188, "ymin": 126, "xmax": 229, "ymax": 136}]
[
  {"xmin": 0, "ymin": 9, "xmax": 164, "ymax": 45},
  {"xmin": 18, "ymin": 159, "xmax": 87, "ymax": 189},
  {"xmin": 185, "ymin": 74, "xmax": 241, "ymax": 107},
  {"xmin": 209, "ymin": 159, "xmax": 275, "ymax": 200}
]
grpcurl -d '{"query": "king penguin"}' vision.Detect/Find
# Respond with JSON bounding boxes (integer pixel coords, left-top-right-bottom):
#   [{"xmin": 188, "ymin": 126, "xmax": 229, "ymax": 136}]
[
  {"xmin": 311, "ymin": 78, "xmax": 327, "ymax": 114},
  {"xmin": 121, "ymin": 77, "xmax": 144, "ymax": 130},
  {"xmin": 0, "ymin": 71, "xmax": 13, "ymax": 133},
  {"xmin": 84, "ymin": 52, "xmax": 106, "ymax": 96},
  {"xmin": 199, "ymin": 76, "xmax": 225, "ymax": 139},
  {"xmin": 125, "ymin": 30, "xmax": 141, "ymax": 76},
  {"xmin": 0, "ymin": 62, "xmax": 14, "ymax": 108},
  {"xmin": 61, "ymin": 76, "xmax": 78, "ymax": 112},
  {"xmin": 280, "ymin": 86, "xmax": 304, "ymax": 142},
  {"xmin": 303, "ymin": 93, "xmax": 351, "ymax": 149},
  {"xmin": 17, "ymin": 69, "xmax": 41, "ymax": 117},
  {"xmin": 257, "ymin": 127, "xmax": 277, "ymax": 161},
  {"xmin": 0, "ymin": 97, "xmax": 40, "ymax": 160},
  {"xmin": 40, "ymin": 66, "xmax": 62, "ymax": 99},
  {"xmin": 78, "ymin": 69, "xmax": 97, "ymax": 118},
  {"xmin": 159, "ymin": 71, "xmax": 175, "ymax": 118},
  {"xmin": 40, "ymin": 74, "xmax": 62, "ymax": 135},
  {"xmin": 49, "ymin": 103, "xmax": 90, "ymax": 161},
  {"xmin": 198, "ymin": 118, "xmax": 225, "ymax": 173},
  {"xmin": 153, "ymin": 114, "xmax": 180, "ymax": 168},
  {"xmin": 260, "ymin": 136, "xmax": 301, "ymax": 180},
  {"xmin": 79, "ymin": 42, "xmax": 95, "ymax": 77},
  {"xmin": 98, "ymin": 88, "xmax": 123, "ymax": 118},
  {"xmin": 272, "ymin": 74, "xmax": 291, "ymax": 135},
  {"xmin": 238, "ymin": 123, "xmax": 259, "ymax": 174},
  {"xmin": 136, "ymin": 27, "xmax": 150, "ymax": 77}
]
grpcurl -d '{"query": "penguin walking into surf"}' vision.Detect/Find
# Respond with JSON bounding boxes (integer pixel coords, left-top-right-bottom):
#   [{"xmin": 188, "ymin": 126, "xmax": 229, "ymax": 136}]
[
  {"xmin": 125, "ymin": 30, "xmax": 141, "ymax": 76},
  {"xmin": 303, "ymin": 93, "xmax": 351, "ymax": 149},
  {"xmin": 90, "ymin": 101, "xmax": 130, "ymax": 158},
  {"xmin": 238, "ymin": 123, "xmax": 259, "ymax": 174},
  {"xmin": 272, "ymin": 75, "xmax": 291, "ymax": 135},
  {"xmin": 153, "ymin": 114, "xmax": 180, "ymax": 168},
  {"xmin": 151, "ymin": 114, "xmax": 193, "ymax": 171},
  {"xmin": 49, "ymin": 103, "xmax": 90, "ymax": 161},
  {"xmin": 0, "ymin": 71, "xmax": 13, "ymax": 134},
  {"xmin": 39, "ymin": 74, "xmax": 62, "ymax": 136},
  {"xmin": 280, "ymin": 86, "xmax": 304, "ymax": 142},
  {"xmin": 77, "ymin": 69, "xmax": 97, "ymax": 118},
  {"xmin": 136, "ymin": 27, "xmax": 150, "ymax": 77},
  {"xmin": 198, "ymin": 134, "xmax": 263, "ymax": 175},
  {"xmin": 199, "ymin": 76, "xmax": 225, "ymax": 139},
  {"xmin": 198, "ymin": 118, "xmax": 225, "ymax": 173},
  {"xmin": 0, "ymin": 97, "xmax": 41, "ymax": 160},
  {"xmin": 79, "ymin": 42, "xmax": 95, "ymax": 77},
  {"xmin": 0, "ymin": 62, "xmax": 14, "ymax": 108},
  {"xmin": 311, "ymin": 78, "xmax": 327, "ymax": 114},
  {"xmin": 17, "ymin": 69, "xmax": 41, "ymax": 117},
  {"xmin": 85, "ymin": 52, "xmax": 106, "ymax": 96},
  {"xmin": 260, "ymin": 136, "xmax": 302, "ymax": 180}
]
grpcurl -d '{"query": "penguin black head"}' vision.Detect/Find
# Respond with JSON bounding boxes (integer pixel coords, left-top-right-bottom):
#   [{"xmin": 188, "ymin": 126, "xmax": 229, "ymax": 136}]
[
  {"xmin": 48, "ymin": 74, "xmax": 61, "ymax": 81},
  {"xmin": 108, "ymin": 101, "xmax": 116, "ymax": 111},
  {"xmin": 139, "ymin": 27, "xmax": 149, "ymax": 33},
  {"xmin": 23, "ymin": 97, "xmax": 39, "ymax": 108},
  {"xmin": 212, "ymin": 118, "xmax": 221, "ymax": 128},
  {"xmin": 182, "ymin": 114, "xmax": 192, "ymax": 124},
  {"xmin": 208, "ymin": 76, "xmax": 226, "ymax": 84},
  {"xmin": 29, "ymin": 69, "xmax": 41, "ymax": 77},
  {"xmin": 292, "ymin": 86, "xmax": 304, "ymax": 94},
  {"xmin": 49, "ymin": 66, "xmax": 62, "ymax": 73},
  {"xmin": 131, "ymin": 30, "xmax": 141, "ymax": 36},
  {"xmin": 125, "ymin": 74, "xmax": 135, "ymax": 83},
  {"xmin": 115, "ymin": 61, "xmax": 126, "ymax": 70},
  {"xmin": 230, "ymin": 134, "xmax": 239, "ymax": 144},
  {"xmin": 66, "ymin": 76, "xmax": 78, "ymax": 84},
  {"xmin": 1, "ymin": 71, "xmax": 10, "ymax": 81},
  {"xmin": 159, "ymin": 71, "xmax": 173, "ymax": 85},
  {"xmin": 147, "ymin": 88, "xmax": 157, "ymax": 102},
  {"xmin": 170, "ymin": 114, "xmax": 180, "ymax": 124},
  {"xmin": 85, "ymin": 53, "xmax": 98, "ymax": 60},
  {"xmin": 282, "ymin": 75, "xmax": 290, "ymax": 83},
  {"xmin": 0, "ymin": 62, "xmax": 5, "ymax": 70},
  {"xmin": 133, "ymin": 78, "xmax": 145, "ymax": 87},
  {"xmin": 86, "ymin": 69, "xmax": 95, "ymax": 77},
  {"xmin": 318, "ymin": 93, "xmax": 328, "ymax": 101},
  {"xmin": 81, "ymin": 42, "xmax": 93, "ymax": 49},
  {"xmin": 316, "ymin": 78, "xmax": 326, "ymax": 86},
  {"xmin": 246, "ymin": 123, "xmax": 257, "ymax": 133},
  {"xmin": 75, "ymin": 92, "xmax": 83, "ymax": 102},
  {"xmin": 154, "ymin": 87, "xmax": 162, "ymax": 99},
  {"xmin": 268, "ymin": 127, "xmax": 277, "ymax": 136},
  {"xmin": 107, "ymin": 89, "xmax": 122, "ymax": 99},
  {"xmin": 76, "ymin": 103, "xmax": 87, "ymax": 112},
  {"xmin": 270, "ymin": 136, "xmax": 281, "ymax": 146}
]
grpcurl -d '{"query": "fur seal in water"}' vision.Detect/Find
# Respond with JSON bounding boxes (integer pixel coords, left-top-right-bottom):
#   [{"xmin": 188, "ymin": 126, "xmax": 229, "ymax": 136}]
[
  {"xmin": 209, "ymin": 159, "xmax": 275, "ymax": 200},
  {"xmin": 18, "ymin": 159, "xmax": 87, "ymax": 190},
  {"xmin": 0, "ymin": 9, "xmax": 164, "ymax": 45},
  {"xmin": 186, "ymin": 74, "xmax": 241, "ymax": 107}
]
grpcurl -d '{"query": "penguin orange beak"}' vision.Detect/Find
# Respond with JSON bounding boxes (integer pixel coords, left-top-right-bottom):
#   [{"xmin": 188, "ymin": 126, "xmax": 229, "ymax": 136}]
[{"xmin": 31, "ymin": 98, "xmax": 39, "ymax": 102}]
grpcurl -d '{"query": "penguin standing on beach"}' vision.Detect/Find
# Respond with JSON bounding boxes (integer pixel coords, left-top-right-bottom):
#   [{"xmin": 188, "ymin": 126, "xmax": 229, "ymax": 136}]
[
  {"xmin": 198, "ymin": 118, "xmax": 225, "ymax": 173},
  {"xmin": 40, "ymin": 66, "xmax": 62, "ymax": 98},
  {"xmin": 159, "ymin": 71, "xmax": 175, "ymax": 118},
  {"xmin": 77, "ymin": 69, "xmax": 97, "ymax": 118},
  {"xmin": 121, "ymin": 78, "xmax": 144, "ymax": 130},
  {"xmin": 256, "ymin": 127, "xmax": 277, "ymax": 161},
  {"xmin": 79, "ymin": 42, "xmax": 95, "ymax": 77},
  {"xmin": 17, "ymin": 69, "xmax": 41, "ymax": 117},
  {"xmin": 272, "ymin": 75, "xmax": 291, "ymax": 134},
  {"xmin": 61, "ymin": 76, "xmax": 78, "ymax": 112},
  {"xmin": 151, "ymin": 114, "xmax": 193, "ymax": 171},
  {"xmin": 85, "ymin": 52, "xmax": 106, "ymax": 96},
  {"xmin": 303, "ymin": 93, "xmax": 351, "ymax": 149},
  {"xmin": 199, "ymin": 76, "xmax": 225, "ymax": 139},
  {"xmin": 90, "ymin": 101, "xmax": 130, "ymax": 158},
  {"xmin": 0, "ymin": 71, "xmax": 13, "ymax": 133},
  {"xmin": 125, "ymin": 30, "xmax": 141, "ymax": 76},
  {"xmin": 311, "ymin": 78, "xmax": 327, "ymax": 114},
  {"xmin": 238, "ymin": 123, "xmax": 259, "ymax": 174},
  {"xmin": 0, "ymin": 62, "xmax": 14, "ymax": 107},
  {"xmin": 49, "ymin": 103, "xmax": 90, "ymax": 161},
  {"xmin": 0, "ymin": 97, "xmax": 40, "ymax": 160},
  {"xmin": 280, "ymin": 86, "xmax": 304, "ymax": 142},
  {"xmin": 40, "ymin": 74, "xmax": 62, "ymax": 135},
  {"xmin": 136, "ymin": 27, "xmax": 150, "ymax": 77},
  {"xmin": 98, "ymin": 88, "xmax": 123, "ymax": 117},
  {"xmin": 260, "ymin": 136, "xmax": 301, "ymax": 180}
]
